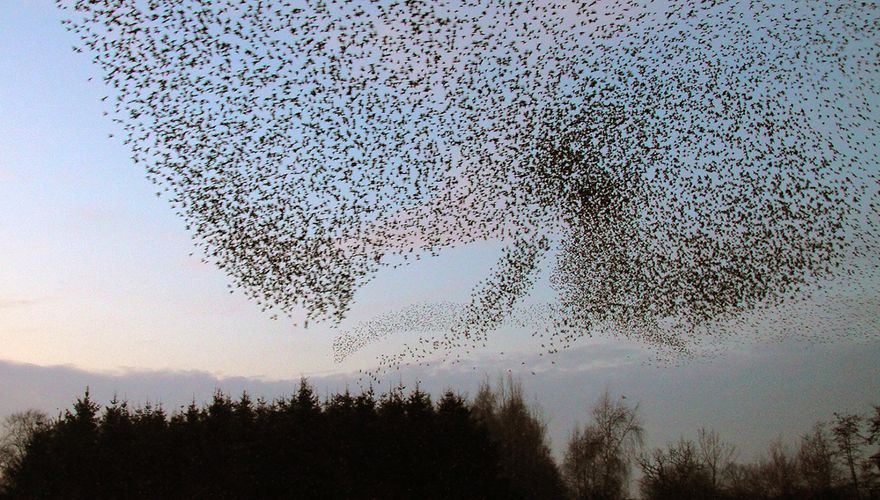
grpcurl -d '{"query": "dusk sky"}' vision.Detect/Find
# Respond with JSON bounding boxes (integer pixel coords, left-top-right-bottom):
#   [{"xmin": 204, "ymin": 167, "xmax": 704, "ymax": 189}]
[{"xmin": 1, "ymin": 0, "xmax": 878, "ymax": 461}]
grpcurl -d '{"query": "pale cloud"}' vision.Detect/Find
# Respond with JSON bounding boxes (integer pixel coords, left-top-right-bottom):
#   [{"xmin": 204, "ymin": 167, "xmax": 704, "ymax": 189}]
[{"xmin": 0, "ymin": 298, "xmax": 42, "ymax": 309}]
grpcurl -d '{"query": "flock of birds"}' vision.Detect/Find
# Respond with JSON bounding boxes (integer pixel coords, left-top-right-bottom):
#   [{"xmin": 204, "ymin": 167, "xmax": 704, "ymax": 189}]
[{"xmin": 59, "ymin": 0, "xmax": 878, "ymax": 374}]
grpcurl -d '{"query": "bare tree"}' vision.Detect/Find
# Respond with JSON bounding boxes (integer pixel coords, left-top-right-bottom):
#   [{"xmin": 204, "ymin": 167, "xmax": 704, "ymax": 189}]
[
  {"xmin": 832, "ymin": 412, "xmax": 865, "ymax": 498},
  {"xmin": 564, "ymin": 425, "xmax": 604, "ymax": 499},
  {"xmin": 0, "ymin": 410, "xmax": 47, "ymax": 484},
  {"xmin": 868, "ymin": 406, "xmax": 880, "ymax": 474},
  {"xmin": 637, "ymin": 447, "xmax": 672, "ymax": 499},
  {"xmin": 724, "ymin": 461, "xmax": 765, "ymax": 499},
  {"xmin": 639, "ymin": 438, "xmax": 711, "ymax": 500},
  {"xmin": 762, "ymin": 438, "xmax": 800, "ymax": 498},
  {"xmin": 470, "ymin": 377, "xmax": 497, "ymax": 426},
  {"xmin": 797, "ymin": 422, "xmax": 838, "ymax": 496},
  {"xmin": 563, "ymin": 390, "xmax": 644, "ymax": 500},
  {"xmin": 697, "ymin": 427, "xmax": 736, "ymax": 495}
]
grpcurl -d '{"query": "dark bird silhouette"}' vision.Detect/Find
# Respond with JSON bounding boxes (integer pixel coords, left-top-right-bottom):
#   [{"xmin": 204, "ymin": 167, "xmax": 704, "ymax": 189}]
[{"xmin": 57, "ymin": 0, "xmax": 878, "ymax": 374}]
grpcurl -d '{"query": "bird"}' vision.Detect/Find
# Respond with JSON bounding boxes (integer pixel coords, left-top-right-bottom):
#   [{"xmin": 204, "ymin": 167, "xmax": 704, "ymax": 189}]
[{"xmin": 57, "ymin": 0, "xmax": 879, "ymax": 374}]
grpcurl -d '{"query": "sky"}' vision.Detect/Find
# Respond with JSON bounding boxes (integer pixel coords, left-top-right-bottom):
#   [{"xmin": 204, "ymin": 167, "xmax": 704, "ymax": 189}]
[{"xmin": 1, "ymin": 0, "xmax": 878, "ymax": 460}]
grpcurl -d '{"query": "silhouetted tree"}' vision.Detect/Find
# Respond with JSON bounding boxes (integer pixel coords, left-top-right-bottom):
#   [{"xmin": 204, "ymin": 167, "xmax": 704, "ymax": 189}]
[
  {"xmin": 3, "ymin": 384, "xmax": 877, "ymax": 500},
  {"xmin": 564, "ymin": 390, "xmax": 644, "ymax": 500},
  {"xmin": 867, "ymin": 406, "xmax": 880, "ymax": 475},
  {"xmin": 797, "ymin": 422, "xmax": 839, "ymax": 498},
  {"xmin": 563, "ymin": 424, "xmax": 604, "ymax": 499},
  {"xmin": 434, "ymin": 390, "xmax": 510, "ymax": 498},
  {"xmin": 638, "ymin": 438, "xmax": 713, "ymax": 500},
  {"xmin": 0, "ymin": 382, "xmax": 516, "ymax": 499},
  {"xmin": 473, "ymin": 375, "xmax": 566, "ymax": 499},
  {"xmin": 697, "ymin": 427, "xmax": 736, "ymax": 497},
  {"xmin": 0, "ymin": 409, "xmax": 46, "ymax": 490},
  {"xmin": 761, "ymin": 439, "xmax": 801, "ymax": 499},
  {"xmin": 725, "ymin": 461, "xmax": 765, "ymax": 499},
  {"xmin": 833, "ymin": 413, "xmax": 866, "ymax": 499}
]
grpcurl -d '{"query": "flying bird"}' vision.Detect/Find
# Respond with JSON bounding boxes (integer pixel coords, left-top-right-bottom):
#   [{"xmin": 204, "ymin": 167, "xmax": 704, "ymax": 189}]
[{"xmin": 57, "ymin": 0, "xmax": 879, "ymax": 373}]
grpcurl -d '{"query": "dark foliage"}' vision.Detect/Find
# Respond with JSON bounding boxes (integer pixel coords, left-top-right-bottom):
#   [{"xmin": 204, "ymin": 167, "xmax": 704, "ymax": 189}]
[
  {"xmin": 637, "ymin": 425, "xmax": 879, "ymax": 500},
  {"xmin": 3, "ymin": 383, "xmax": 878, "ymax": 500},
  {"xmin": 0, "ymin": 382, "xmax": 520, "ymax": 499}
]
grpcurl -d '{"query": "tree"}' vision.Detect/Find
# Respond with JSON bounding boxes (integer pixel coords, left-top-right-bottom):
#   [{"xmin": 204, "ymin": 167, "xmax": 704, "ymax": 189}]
[
  {"xmin": 797, "ymin": 422, "xmax": 838, "ymax": 498},
  {"xmin": 433, "ymin": 390, "xmax": 509, "ymax": 498},
  {"xmin": 724, "ymin": 461, "xmax": 764, "ymax": 499},
  {"xmin": 2, "ymin": 384, "xmax": 521, "ymax": 498},
  {"xmin": 474, "ymin": 375, "xmax": 566, "ymax": 499},
  {"xmin": 638, "ymin": 438, "xmax": 713, "ymax": 500},
  {"xmin": 723, "ymin": 439, "xmax": 801, "ymax": 500},
  {"xmin": 832, "ymin": 412, "xmax": 865, "ymax": 498},
  {"xmin": 697, "ymin": 427, "xmax": 736, "ymax": 496},
  {"xmin": 0, "ymin": 410, "xmax": 47, "ymax": 488},
  {"xmin": 563, "ymin": 390, "xmax": 644, "ymax": 500},
  {"xmin": 563, "ymin": 425, "xmax": 604, "ymax": 499},
  {"xmin": 868, "ymin": 406, "xmax": 880, "ymax": 474},
  {"xmin": 470, "ymin": 378, "xmax": 497, "ymax": 424},
  {"xmin": 761, "ymin": 438, "xmax": 801, "ymax": 499}
]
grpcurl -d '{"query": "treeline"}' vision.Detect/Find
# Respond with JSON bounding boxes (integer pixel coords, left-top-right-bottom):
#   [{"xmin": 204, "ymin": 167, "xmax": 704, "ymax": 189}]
[
  {"xmin": 0, "ymin": 377, "xmax": 877, "ymax": 499},
  {"xmin": 0, "ymin": 377, "xmax": 563, "ymax": 499},
  {"xmin": 633, "ymin": 412, "xmax": 880, "ymax": 500},
  {"xmin": 561, "ymin": 396, "xmax": 880, "ymax": 500}
]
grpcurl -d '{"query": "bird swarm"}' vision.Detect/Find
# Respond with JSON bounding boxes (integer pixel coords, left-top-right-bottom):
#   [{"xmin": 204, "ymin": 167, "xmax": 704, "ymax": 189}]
[{"xmin": 58, "ymin": 0, "xmax": 878, "ymax": 374}]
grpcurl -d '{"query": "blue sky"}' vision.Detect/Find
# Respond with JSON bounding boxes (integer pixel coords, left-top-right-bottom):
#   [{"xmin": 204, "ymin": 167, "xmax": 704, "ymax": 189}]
[
  {"xmin": 0, "ymin": 1, "xmax": 517, "ymax": 377},
  {"xmin": 0, "ymin": 1, "xmax": 354, "ymax": 376},
  {"xmin": 1, "ymin": 0, "xmax": 878, "ymax": 460}
]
